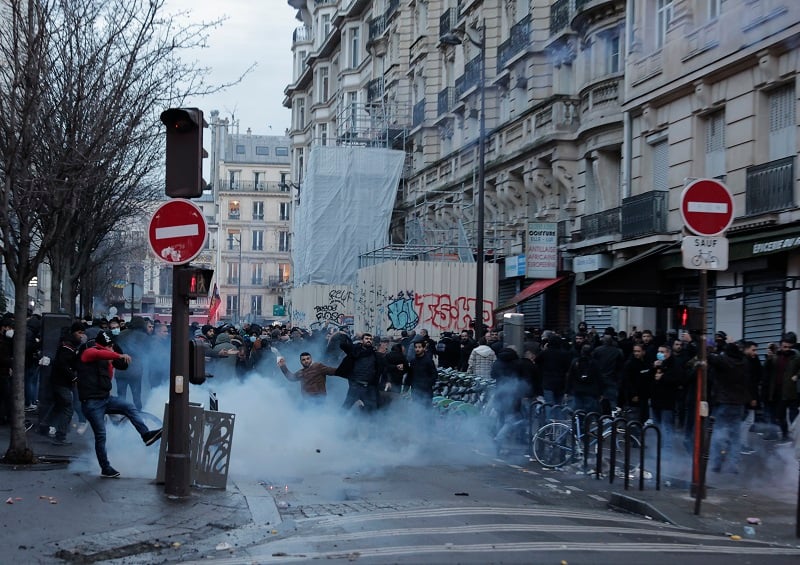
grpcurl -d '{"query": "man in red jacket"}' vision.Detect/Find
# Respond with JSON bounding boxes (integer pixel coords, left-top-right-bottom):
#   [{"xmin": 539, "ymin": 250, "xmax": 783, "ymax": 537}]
[{"xmin": 76, "ymin": 331, "xmax": 162, "ymax": 478}]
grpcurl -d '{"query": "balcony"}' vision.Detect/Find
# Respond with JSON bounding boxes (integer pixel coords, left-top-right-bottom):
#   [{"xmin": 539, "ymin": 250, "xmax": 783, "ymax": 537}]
[
  {"xmin": 745, "ymin": 156, "xmax": 795, "ymax": 215},
  {"xmin": 412, "ymin": 99, "xmax": 426, "ymax": 127},
  {"xmin": 579, "ymin": 75, "xmax": 621, "ymax": 120},
  {"xmin": 550, "ymin": 0, "xmax": 573, "ymax": 35},
  {"xmin": 497, "ymin": 14, "xmax": 531, "ymax": 72},
  {"xmin": 437, "ymin": 87, "xmax": 456, "ymax": 116},
  {"xmin": 369, "ymin": 14, "xmax": 387, "ymax": 42},
  {"xmin": 228, "ymin": 212, "xmax": 240, "ymax": 220},
  {"xmin": 267, "ymin": 276, "xmax": 288, "ymax": 288},
  {"xmin": 385, "ymin": 0, "xmax": 399, "ymax": 19},
  {"xmin": 455, "ymin": 54, "xmax": 481, "ymax": 98},
  {"xmin": 251, "ymin": 278, "xmax": 263, "ymax": 286},
  {"xmin": 572, "ymin": 0, "xmax": 618, "ymax": 32},
  {"xmin": 226, "ymin": 277, "xmax": 239, "ymax": 285},
  {"xmin": 621, "ymin": 191, "xmax": 668, "ymax": 239},
  {"xmin": 367, "ymin": 77, "xmax": 384, "ymax": 103},
  {"xmin": 439, "ymin": 7, "xmax": 457, "ymax": 38},
  {"xmin": 533, "ymin": 95, "xmax": 580, "ymax": 136},
  {"xmin": 580, "ymin": 207, "xmax": 620, "ymax": 240},
  {"xmin": 217, "ymin": 180, "xmax": 287, "ymax": 192},
  {"xmin": 292, "ymin": 26, "xmax": 312, "ymax": 44}
]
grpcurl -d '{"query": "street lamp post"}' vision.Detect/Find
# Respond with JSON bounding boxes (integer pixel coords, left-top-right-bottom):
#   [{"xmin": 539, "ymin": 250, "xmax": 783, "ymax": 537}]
[{"xmin": 442, "ymin": 24, "xmax": 486, "ymax": 341}]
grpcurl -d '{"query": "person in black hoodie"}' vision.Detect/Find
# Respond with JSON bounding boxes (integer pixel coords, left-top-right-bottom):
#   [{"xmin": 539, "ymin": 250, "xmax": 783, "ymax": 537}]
[
  {"xmin": 380, "ymin": 343, "xmax": 409, "ymax": 407},
  {"xmin": 336, "ymin": 332, "xmax": 385, "ymax": 412},
  {"xmin": 621, "ymin": 343, "xmax": 650, "ymax": 423},
  {"xmin": 407, "ymin": 340, "xmax": 438, "ymax": 407},
  {"xmin": 707, "ymin": 342, "xmax": 750, "ymax": 473},
  {"xmin": 566, "ymin": 345, "xmax": 602, "ymax": 414},
  {"xmin": 48, "ymin": 323, "xmax": 86, "ymax": 446},
  {"xmin": 535, "ymin": 336, "xmax": 570, "ymax": 407}
]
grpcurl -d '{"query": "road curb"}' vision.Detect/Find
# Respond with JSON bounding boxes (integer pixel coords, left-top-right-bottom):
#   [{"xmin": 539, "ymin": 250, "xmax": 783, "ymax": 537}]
[{"xmin": 607, "ymin": 492, "xmax": 677, "ymax": 525}]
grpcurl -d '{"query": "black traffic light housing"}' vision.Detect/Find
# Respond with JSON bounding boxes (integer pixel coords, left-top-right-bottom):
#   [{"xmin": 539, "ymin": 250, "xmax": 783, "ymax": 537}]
[
  {"xmin": 176, "ymin": 266, "xmax": 214, "ymax": 298},
  {"xmin": 160, "ymin": 107, "xmax": 207, "ymax": 198},
  {"xmin": 188, "ymin": 338, "xmax": 207, "ymax": 385},
  {"xmin": 674, "ymin": 305, "xmax": 703, "ymax": 332}
]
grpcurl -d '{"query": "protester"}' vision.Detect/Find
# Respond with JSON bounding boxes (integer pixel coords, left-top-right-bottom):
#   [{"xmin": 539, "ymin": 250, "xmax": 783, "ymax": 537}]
[
  {"xmin": 76, "ymin": 330, "xmax": 162, "ymax": 478},
  {"xmin": 278, "ymin": 351, "xmax": 339, "ymax": 403}
]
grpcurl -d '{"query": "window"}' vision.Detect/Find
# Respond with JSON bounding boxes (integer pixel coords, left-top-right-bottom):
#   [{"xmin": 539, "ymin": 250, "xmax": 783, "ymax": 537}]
[
  {"xmin": 228, "ymin": 170, "xmax": 240, "ymax": 189},
  {"xmin": 348, "ymin": 91, "xmax": 358, "ymax": 131},
  {"xmin": 252, "ymin": 230, "xmax": 264, "ymax": 251},
  {"xmin": 606, "ymin": 33, "xmax": 620, "ymax": 74},
  {"xmin": 705, "ymin": 111, "xmax": 725, "ymax": 178},
  {"xmin": 769, "ymin": 85, "xmax": 796, "ymax": 160},
  {"xmin": 252, "ymin": 263, "xmax": 263, "ymax": 285},
  {"xmin": 349, "ymin": 27, "xmax": 360, "ymax": 68},
  {"xmin": 226, "ymin": 262, "xmax": 240, "ymax": 285},
  {"xmin": 656, "ymin": 0, "xmax": 673, "ymax": 49},
  {"xmin": 236, "ymin": 144, "xmax": 246, "ymax": 154},
  {"xmin": 295, "ymin": 97, "xmax": 306, "ymax": 130},
  {"xmin": 255, "ymin": 146, "xmax": 269, "ymax": 155},
  {"xmin": 321, "ymin": 13, "xmax": 331, "ymax": 39},
  {"xmin": 319, "ymin": 123, "xmax": 328, "ymax": 146},
  {"xmin": 227, "ymin": 230, "xmax": 241, "ymax": 250},
  {"xmin": 251, "ymin": 295, "xmax": 262, "ymax": 317},
  {"xmin": 226, "ymin": 295, "xmax": 238, "ymax": 315},
  {"xmin": 652, "ymin": 139, "xmax": 669, "ymax": 191},
  {"xmin": 228, "ymin": 200, "xmax": 240, "ymax": 220},
  {"xmin": 253, "ymin": 201, "xmax": 264, "ymax": 220},
  {"xmin": 279, "ymin": 202, "xmax": 290, "ymax": 221},
  {"xmin": 278, "ymin": 263, "xmax": 291, "ymax": 283},
  {"xmin": 708, "ymin": 0, "xmax": 721, "ymax": 19},
  {"xmin": 296, "ymin": 148, "xmax": 305, "ymax": 182},
  {"xmin": 278, "ymin": 231, "xmax": 290, "ymax": 252},
  {"xmin": 318, "ymin": 66, "xmax": 330, "ymax": 103},
  {"xmin": 280, "ymin": 172, "xmax": 290, "ymax": 190},
  {"xmin": 275, "ymin": 147, "xmax": 289, "ymax": 157}
]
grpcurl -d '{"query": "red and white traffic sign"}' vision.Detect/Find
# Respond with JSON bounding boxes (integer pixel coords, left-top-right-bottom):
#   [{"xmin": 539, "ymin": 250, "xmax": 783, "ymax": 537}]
[
  {"xmin": 148, "ymin": 199, "xmax": 208, "ymax": 265},
  {"xmin": 680, "ymin": 178, "xmax": 734, "ymax": 237}
]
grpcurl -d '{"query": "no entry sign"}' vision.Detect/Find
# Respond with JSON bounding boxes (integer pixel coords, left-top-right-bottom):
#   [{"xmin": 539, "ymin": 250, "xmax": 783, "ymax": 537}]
[
  {"xmin": 680, "ymin": 179, "xmax": 734, "ymax": 237},
  {"xmin": 148, "ymin": 199, "xmax": 208, "ymax": 264}
]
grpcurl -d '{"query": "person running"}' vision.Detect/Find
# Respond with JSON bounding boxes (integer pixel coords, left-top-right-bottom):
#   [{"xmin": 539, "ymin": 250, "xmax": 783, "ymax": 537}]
[{"xmin": 278, "ymin": 351, "xmax": 340, "ymax": 404}]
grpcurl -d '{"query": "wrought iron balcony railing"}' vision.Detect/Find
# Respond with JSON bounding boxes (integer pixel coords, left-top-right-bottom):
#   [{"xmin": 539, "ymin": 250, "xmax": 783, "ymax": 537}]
[
  {"xmin": 745, "ymin": 156, "xmax": 795, "ymax": 215},
  {"xmin": 439, "ymin": 7, "xmax": 457, "ymax": 38},
  {"xmin": 437, "ymin": 87, "xmax": 456, "ymax": 115},
  {"xmin": 369, "ymin": 14, "xmax": 387, "ymax": 41},
  {"xmin": 550, "ymin": 0, "xmax": 572, "ymax": 34},
  {"xmin": 580, "ymin": 207, "xmax": 620, "ymax": 240},
  {"xmin": 412, "ymin": 99, "xmax": 426, "ymax": 127},
  {"xmin": 497, "ymin": 14, "xmax": 531, "ymax": 72},
  {"xmin": 621, "ymin": 191, "xmax": 668, "ymax": 239}
]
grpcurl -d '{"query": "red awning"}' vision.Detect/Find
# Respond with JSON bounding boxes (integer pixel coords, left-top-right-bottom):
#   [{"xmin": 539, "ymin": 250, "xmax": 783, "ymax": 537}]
[{"xmin": 495, "ymin": 276, "xmax": 567, "ymax": 313}]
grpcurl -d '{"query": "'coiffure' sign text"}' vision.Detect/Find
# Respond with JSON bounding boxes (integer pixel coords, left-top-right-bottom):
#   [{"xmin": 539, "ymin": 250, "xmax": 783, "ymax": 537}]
[{"xmin": 526, "ymin": 222, "xmax": 558, "ymax": 279}]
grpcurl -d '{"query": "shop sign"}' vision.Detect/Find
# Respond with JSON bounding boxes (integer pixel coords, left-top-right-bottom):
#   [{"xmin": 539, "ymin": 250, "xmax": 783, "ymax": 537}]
[
  {"xmin": 526, "ymin": 222, "xmax": 558, "ymax": 279},
  {"xmin": 504, "ymin": 254, "xmax": 526, "ymax": 278},
  {"xmin": 573, "ymin": 254, "xmax": 612, "ymax": 273}
]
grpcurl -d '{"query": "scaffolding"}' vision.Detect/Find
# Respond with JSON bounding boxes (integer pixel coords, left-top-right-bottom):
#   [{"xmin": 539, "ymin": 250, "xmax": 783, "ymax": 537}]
[{"xmin": 335, "ymin": 100, "xmax": 410, "ymax": 150}]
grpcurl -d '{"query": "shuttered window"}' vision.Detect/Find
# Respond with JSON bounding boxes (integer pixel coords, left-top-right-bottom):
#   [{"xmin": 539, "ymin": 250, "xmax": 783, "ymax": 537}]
[
  {"xmin": 769, "ymin": 85, "xmax": 796, "ymax": 160},
  {"xmin": 743, "ymin": 272, "xmax": 785, "ymax": 351},
  {"xmin": 652, "ymin": 140, "xmax": 669, "ymax": 191},
  {"xmin": 705, "ymin": 110, "xmax": 725, "ymax": 177}
]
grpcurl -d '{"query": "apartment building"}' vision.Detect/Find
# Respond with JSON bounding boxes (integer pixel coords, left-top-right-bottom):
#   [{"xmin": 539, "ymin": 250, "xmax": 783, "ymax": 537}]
[
  {"xmin": 209, "ymin": 111, "xmax": 293, "ymax": 324},
  {"xmin": 285, "ymin": 0, "xmax": 800, "ymax": 343}
]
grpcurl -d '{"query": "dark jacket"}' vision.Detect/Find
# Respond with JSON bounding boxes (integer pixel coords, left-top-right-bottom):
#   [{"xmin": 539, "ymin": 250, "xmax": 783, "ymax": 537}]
[
  {"xmin": 337, "ymin": 338, "xmax": 385, "ymax": 386},
  {"xmin": 621, "ymin": 356, "xmax": 650, "ymax": 409},
  {"xmin": 408, "ymin": 352, "xmax": 438, "ymax": 394},
  {"xmin": 591, "ymin": 343, "xmax": 624, "ymax": 387},
  {"xmin": 708, "ymin": 348, "xmax": 750, "ymax": 406},
  {"xmin": 567, "ymin": 354, "xmax": 602, "ymax": 398},
  {"xmin": 649, "ymin": 355, "xmax": 680, "ymax": 410},
  {"xmin": 383, "ymin": 347, "xmax": 409, "ymax": 387},
  {"xmin": 535, "ymin": 340, "xmax": 570, "ymax": 394},
  {"xmin": 51, "ymin": 342, "xmax": 80, "ymax": 388}
]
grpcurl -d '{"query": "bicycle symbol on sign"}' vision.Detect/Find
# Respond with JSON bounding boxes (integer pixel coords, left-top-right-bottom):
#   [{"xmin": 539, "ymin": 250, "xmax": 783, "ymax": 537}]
[{"xmin": 691, "ymin": 249, "xmax": 718, "ymax": 267}]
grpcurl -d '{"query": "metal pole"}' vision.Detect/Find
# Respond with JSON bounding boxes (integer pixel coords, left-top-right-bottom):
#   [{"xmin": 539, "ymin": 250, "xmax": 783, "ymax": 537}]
[
  {"xmin": 165, "ymin": 265, "xmax": 190, "ymax": 498},
  {"xmin": 474, "ymin": 26, "xmax": 486, "ymax": 342},
  {"xmin": 237, "ymin": 236, "xmax": 242, "ymax": 326},
  {"xmin": 130, "ymin": 282, "xmax": 135, "ymax": 318},
  {"xmin": 692, "ymin": 269, "xmax": 709, "ymax": 504}
]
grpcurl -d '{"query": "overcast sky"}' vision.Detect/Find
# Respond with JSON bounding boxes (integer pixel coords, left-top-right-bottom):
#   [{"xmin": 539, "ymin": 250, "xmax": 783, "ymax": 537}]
[{"xmin": 166, "ymin": 0, "xmax": 299, "ymax": 136}]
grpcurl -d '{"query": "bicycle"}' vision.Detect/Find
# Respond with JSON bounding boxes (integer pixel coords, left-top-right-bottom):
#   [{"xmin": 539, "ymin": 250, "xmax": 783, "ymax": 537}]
[{"xmin": 531, "ymin": 407, "xmax": 641, "ymax": 470}]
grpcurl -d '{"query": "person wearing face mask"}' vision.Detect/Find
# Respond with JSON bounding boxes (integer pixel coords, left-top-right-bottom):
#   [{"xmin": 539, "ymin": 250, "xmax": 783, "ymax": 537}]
[
  {"xmin": 649, "ymin": 344, "xmax": 678, "ymax": 450},
  {"xmin": 48, "ymin": 323, "xmax": 87, "ymax": 445}
]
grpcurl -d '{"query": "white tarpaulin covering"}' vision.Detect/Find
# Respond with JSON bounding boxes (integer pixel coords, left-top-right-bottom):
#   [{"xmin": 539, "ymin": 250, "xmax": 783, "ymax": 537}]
[{"xmin": 293, "ymin": 145, "xmax": 405, "ymax": 285}]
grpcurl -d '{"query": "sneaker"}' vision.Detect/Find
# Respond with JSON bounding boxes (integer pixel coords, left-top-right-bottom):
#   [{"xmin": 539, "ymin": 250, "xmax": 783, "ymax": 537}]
[
  {"xmin": 51, "ymin": 438, "xmax": 72, "ymax": 446},
  {"xmin": 24, "ymin": 404, "xmax": 38, "ymax": 413},
  {"xmin": 48, "ymin": 426, "xmax": 56, "ymax": 437},
  {"xmin": 142, "ymin": 428, "xmax": 163, "ymax": 446},
  {"xmin": 101, "ymin": 467, "xmax": 121, "ymax": 478},
  {"xmin": 76, "ymin": 422, "xmax": 89, "ymax": 435},
  {"xmin": 740, "ymin": 448, "xmax": 756, "ymax": 455}
]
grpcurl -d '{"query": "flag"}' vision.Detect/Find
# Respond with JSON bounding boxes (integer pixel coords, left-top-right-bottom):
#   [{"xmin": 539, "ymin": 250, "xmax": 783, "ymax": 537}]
[{"xmin": 207, "ymin": 283, "xmax": 221, "ymax": 324}]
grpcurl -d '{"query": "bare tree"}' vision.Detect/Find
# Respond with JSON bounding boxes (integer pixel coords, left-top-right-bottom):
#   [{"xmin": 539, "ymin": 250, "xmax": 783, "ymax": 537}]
[{"xmin": 0, "ymin": 0, "xmax": 242, "ymax": 463}]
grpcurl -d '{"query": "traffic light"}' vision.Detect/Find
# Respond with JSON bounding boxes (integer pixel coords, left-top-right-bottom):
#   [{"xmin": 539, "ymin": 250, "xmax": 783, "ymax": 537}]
[
  {"xmin": 188, "ymin": 338, "xmax": 207, "ymax": 385},
  {"xmin": 160, "ymin": 107, "xmax": 207, "ymax": 198},
  {"xmin": 674, "ymin": 305, "xmax": 703, "ymax": 332},
  {"xmin": 176, "ymin": 267, "xmax": 214, "ymax": 298}
]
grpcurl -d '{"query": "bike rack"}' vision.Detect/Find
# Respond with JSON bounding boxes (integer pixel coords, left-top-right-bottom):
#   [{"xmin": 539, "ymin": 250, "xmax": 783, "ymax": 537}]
[
  {"xmin": 570, "ymin": 410, "xmax": 585, "ymax": 466},
  {"xmin": 623, "ymin": 420, "xmax": 662, "ymax": 491},
  {"xmin": 582, "ymin": 411, "xmax": 601, "ymax": 473},
  {"xmin": 594, "ymin": 414, "xmax": 615, "ymax": 480},
  {"xmin": 608, "ymin": 415, "xmax": 629, "ymax": 484}
]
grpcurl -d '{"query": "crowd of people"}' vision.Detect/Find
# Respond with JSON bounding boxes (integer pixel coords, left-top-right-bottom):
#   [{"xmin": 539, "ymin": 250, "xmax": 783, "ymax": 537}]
[{"xmin": 3, "ymin": 310, "xmax": 798, "ymax": 478}]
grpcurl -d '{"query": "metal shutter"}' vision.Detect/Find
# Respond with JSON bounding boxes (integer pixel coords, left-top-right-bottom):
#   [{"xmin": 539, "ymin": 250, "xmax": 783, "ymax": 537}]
[
  {"xmin": 769, "ymin": 85, "xmax": 795, "ymax": 160},
  {"xmin": 743, "ymin": 272, "xmax": 785, "ymax": 349},
  {"xmin": 521, "ymin": 294, "xmax": 544, "ymax": 330},
  {"xmin": 652, "ymin": 140, "xmax": 669, "ymax": 191},
  {"xmin": 582, "ymin": 305, "xmax": 613, "ymax": 333}
]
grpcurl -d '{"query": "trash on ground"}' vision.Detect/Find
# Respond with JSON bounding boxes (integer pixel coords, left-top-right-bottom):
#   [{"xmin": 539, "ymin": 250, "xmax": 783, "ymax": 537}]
[
  {"xmin": 5, "ymin": 497, "xmax": 13, "ymax": 504},
  {"xmin": 746, "ymin": 517, "xmax": 761, "ymax": 525},
  {"xmin": 215, "ymin": 542, "xmax": 232, "ymax": 551},
  {"xmin": 172, "ymin": 542, "xmax": 181, "ymax": 548},
  {"xmin": 454, "ymin": 492, "xmax": 469, "ymax": 496},
  {"xmin": 276, "ymin": 500, "xmax": 289, "ymax": 508},
  {"xmin": 743, "ymin": 526, "xmax": 756, "ymax": 536},
  {"xmin": 729, "ymin": 534, "xmax": 742, "ymax": 541}
]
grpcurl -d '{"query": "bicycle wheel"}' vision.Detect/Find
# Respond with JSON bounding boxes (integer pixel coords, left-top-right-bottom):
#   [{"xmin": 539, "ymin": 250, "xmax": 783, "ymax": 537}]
[
  {"xmin": 532, "ymin": 422, "xmax": 574, "ymax": 468},
  {"xmin": 602, "ymin": 427, "xmax": 642, "ymax": 463}
]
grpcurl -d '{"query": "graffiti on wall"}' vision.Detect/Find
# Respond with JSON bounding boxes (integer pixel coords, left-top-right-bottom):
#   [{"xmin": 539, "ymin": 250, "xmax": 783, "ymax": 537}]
[
  {"xmin": 386, "ymin": 291, "xmax": 419, "ymax": 332},
  {"xmin": 309, "ymin": 289, "xmax": 354, "ymax": 331}
]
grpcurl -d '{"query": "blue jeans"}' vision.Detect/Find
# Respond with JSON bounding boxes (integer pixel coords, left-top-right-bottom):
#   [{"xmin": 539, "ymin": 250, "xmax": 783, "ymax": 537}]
[
  {"xmin": 710, "ymin": 403, "xmax": 744, "ymax": 473},
  {"xmin": 51, "ymin": 385, "xmax": 74, "ymax": 441},
  {"xmin": 82, "ymin": 396, "xmax": 150, "ymax": 471},
  {"xmin": 115, "ymin": 376, "xmax": 143, "ymax": 410},
  {"xmin": 651, "ymin": 408, "xmax": 674, "ymax": 450},
  {"xmin": 25, "ymin": 366, "xmax": 39, "ymax": 406}
]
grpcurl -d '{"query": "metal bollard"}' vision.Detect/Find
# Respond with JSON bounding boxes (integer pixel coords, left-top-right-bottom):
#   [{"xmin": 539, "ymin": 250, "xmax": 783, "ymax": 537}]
[
  {"xmin": 624, "ymin": 420, "xmax": 643, "ymax": 491},
  {"xmin": 583, "ymin": 412, "xmax": 601, "ymax": 474},
  {"xmin": 608, "ymin": 416, "xmax": 629, "ymax": 484},
  {"xmin": 527, "ymin": 400, "xmax": 544, "ymax": 455},
  {"xmin": 642, "ymin": 423, "xmax": 662, "ymax": 491},
  {"xmin": 595, "ymin": 414, "xmax": 615, "ymax": 480},
  {"xmin": 571, "ymin": 410, "xmax": 586, "ymax": 466}
]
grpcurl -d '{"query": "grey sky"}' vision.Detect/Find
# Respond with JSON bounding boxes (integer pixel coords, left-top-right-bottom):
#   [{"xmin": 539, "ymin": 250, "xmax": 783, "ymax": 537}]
[{"xmin": 167, "ymin": 0, "xmax": 298, "ymax": 135}]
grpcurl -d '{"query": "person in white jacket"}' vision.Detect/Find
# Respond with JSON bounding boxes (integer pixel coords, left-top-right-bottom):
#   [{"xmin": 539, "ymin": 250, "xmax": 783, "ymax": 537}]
[{"xmin": 468, "ymin": 344, "xmax": 496, "ymax": 378}]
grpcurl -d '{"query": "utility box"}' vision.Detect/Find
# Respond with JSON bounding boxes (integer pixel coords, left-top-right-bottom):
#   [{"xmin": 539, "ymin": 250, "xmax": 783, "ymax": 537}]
[{"xmin": 503, "ymin": 312, "xmax": 525, "ymax": 354}]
